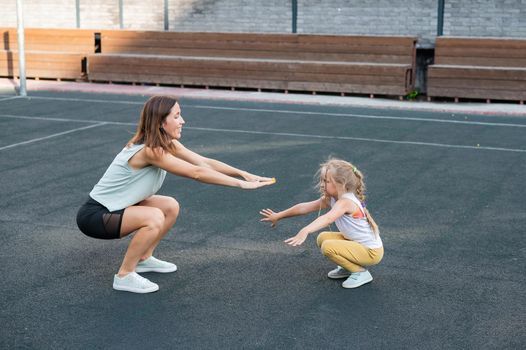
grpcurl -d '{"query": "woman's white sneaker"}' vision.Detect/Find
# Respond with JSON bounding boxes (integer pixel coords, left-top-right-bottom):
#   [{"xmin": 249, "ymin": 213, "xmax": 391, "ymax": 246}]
[
  {"xmin": 113, "ymin": 272, "xmax": 159, "ymax": 293},
  {"xmin": 342, "ymin": 270, "xmax": 373, "ymax": 289},
  {"xmin": 135, "ymin": 256, "xmax": 177, "ymax": 273},
  {"xmin": 327, "ymin": 266, "xmax": 352, "ymax": 279}
]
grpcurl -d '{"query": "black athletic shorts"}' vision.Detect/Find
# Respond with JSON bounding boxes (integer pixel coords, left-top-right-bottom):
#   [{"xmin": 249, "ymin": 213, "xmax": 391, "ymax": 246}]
[{"xmin": 76, "ymin": 197, "xmax": 125, "ymax": 240}]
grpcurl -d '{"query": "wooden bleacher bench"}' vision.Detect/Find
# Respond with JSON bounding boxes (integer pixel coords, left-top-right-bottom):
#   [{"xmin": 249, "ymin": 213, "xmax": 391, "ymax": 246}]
[
  {"xmin": 0, "ymin": 28, "xmax": 94, "ymax": 80},
  {"xmin": 88, "ymin": 31, "xmax": 417, "ymax": 97},
  {"xmin": 427, "ymin": 37, "xmax": 526, "ymax": 102}
]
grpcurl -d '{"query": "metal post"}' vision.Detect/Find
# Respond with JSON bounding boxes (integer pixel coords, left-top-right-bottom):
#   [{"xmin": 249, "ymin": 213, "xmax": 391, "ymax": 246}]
[
  {"xmin": 16, "ymin": 0, "xmax": 26, "ymax": 97},
  {"xmin": 437, "ymin": 0, "xmax": 445, "ymax": 36},
  {"xmin": 292, "ymin": 0, "xmax": 297, "ymax": 33},
  {"xmin": 76, "ymin": 0, "xmax": 81, "ymax": 28},
  {"xmin": 164, "ymin": 0, "xmax": 169, "ymax": 30},
  {"xmin": 119, "ymin": 0, "xmax": 124, "ymax": 29}
]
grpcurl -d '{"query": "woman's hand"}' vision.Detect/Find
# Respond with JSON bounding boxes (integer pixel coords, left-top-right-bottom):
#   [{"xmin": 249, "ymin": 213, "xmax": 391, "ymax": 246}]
[
  {"xmin": 239, "ymin": 179, "xmax": 275, "ymax": 190},
  {"xmin": 242, "ymin": 172, "xmax": 275, "ymax": 183},
  {"xmin": 284, "ymin": 230, "xmax": 309, "ymax": 246},
  {"xmin": 259, "ymin": 208, "xmax": 280, "ymax": 227}
]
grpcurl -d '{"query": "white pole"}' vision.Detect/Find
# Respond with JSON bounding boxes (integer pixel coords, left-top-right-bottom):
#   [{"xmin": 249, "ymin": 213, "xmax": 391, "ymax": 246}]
[{"xmin": 16, "ymin": 0, "xmax": 27, "ymax": 96}]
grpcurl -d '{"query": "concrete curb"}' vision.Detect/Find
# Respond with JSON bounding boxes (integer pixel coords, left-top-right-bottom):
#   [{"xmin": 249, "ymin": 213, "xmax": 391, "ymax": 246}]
[{"xmin": 1, "ymin": 78, "xmax": 525, "ymax": 117}]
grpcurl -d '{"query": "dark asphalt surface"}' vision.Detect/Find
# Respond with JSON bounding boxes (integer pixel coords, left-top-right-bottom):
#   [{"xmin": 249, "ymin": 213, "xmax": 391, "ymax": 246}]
[{"xmin": 0, "ymin": 90, "xmax": 525, "ymax": 349}]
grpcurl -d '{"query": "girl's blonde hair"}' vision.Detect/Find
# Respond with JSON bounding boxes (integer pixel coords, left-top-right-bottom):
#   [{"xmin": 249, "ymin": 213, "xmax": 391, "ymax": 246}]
[{"xmin": 317, "ymin": 158, "xmax": 379, "ymax": 235}]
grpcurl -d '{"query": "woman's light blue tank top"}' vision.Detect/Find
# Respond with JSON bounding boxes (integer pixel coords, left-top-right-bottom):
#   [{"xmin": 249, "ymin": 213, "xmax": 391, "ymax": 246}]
[{"xmin": 90, "ymin": 144, "xmax": 167, "ymax": 212}]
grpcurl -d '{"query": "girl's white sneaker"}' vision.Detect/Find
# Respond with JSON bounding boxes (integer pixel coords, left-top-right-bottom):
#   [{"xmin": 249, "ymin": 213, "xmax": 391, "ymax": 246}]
[
  {"xmin": 342, "ymin": 270, "xmax": 373, "ymax": 289},
  {"xmin": 327, "ymin": 266, "xmax": 352, "ymax": 279}
]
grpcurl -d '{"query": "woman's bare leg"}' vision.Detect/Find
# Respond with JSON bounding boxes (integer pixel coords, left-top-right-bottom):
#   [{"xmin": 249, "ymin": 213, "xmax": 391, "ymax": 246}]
[
  {"xmin": 116, "ymin": 196, "xmax": 179, "ymax": 276},
  {"xmin": 137, "ymin": 195, "xmax": 179, "ymax": 259},
  {"xmin": 117, "ymin": 206, "xmax": 164, "ymax": 276}
]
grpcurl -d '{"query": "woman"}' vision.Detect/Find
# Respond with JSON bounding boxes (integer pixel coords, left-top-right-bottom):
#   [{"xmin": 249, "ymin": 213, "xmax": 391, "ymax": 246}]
[{"xmin": 77, "ymin": 95, "xmax": 274, "ymax": 293}]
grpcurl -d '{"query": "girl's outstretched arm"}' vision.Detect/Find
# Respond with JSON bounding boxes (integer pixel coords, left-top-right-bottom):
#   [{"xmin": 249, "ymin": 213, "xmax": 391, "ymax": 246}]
[
  {"xmin": 284, "ymin": 198, "xmax": 355, "ymax": 246},
  {"xmin": 260, "ymin": 197, "xmax": 327, "ymax": 227}
]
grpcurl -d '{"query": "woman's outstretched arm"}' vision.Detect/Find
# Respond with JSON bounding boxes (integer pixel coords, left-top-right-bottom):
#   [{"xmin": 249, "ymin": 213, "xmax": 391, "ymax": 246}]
[
  {"xmin": 145, "ymin": 146, "xmax": 273, "ymax": 189},
  {"xmin": 171, "ymin": 140, "xmax": 273, "ymax": 181}
]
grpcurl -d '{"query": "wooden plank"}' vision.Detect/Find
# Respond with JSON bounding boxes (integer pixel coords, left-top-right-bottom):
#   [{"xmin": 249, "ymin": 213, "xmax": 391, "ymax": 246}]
[
  {"xmin": 1, "ymin": 28, "xmax": 94, "ymax": 52},
  {"xmin": 1, "ymin": 50, "xmax": 84, "ymax": 62},
  {"xmin": 101, "ymin": 37, "xmax": 414, "ymax": 56},
  {"xmin": 23, "ymin": 28, "xmax": 95, "ymax": 36},
  {"xmin": 101, "ymin": 30, "xmax": 416, "ymax": 46},
  {"xmin": 0, "ymin": 67, "xmax": 83, "ymax": 79},
  {"xmin": 427, "ymin": 86, "xmax": 526, "ymax": 100},
  {"xmin": 88, "ymin": 62, "xmax": 406, "ymax": 85},
  {"xmin": 87, "ymin": 54, "xmax": 410, "ymax": 75},
  {"xmin": 88, "ymin": 55, "xmax": 410, "ymax": 93},
  {"xmin": 1, "ymin": 63, "xmax": 83, "ymax": 74},
  {"xmin": 297, "ymin": 34, "xmax": 416, "ymax": 46},
  {"xmin": 287, "ymin": 81, "xmax": 407, "ymax": 95},
  {"xmin": 88, "ymin": 71, "xmax": 408, "ymax": 95},
  {"xmin": 100, "ymin": 30, "xmax": 300, "ymax": 43},
  {"xmin": 98, "ymin": 46, "xmax": 412, "ymax": 63},
  {"xmin": 100, "ymin": 33, "xmax": 415, "ymax": 50},
  {"xmin": 88, "ymin": 70, "xmax": 405, "ymax": 88},
  {"xmin": 433, "ymin": 37, "xmax": 526, "ymax": 83},
  {"xmin": 89, "ymin": 72, "xmax": 289, "ymax": 90},
  {"xmin": 428, "ymin": 77, "xmax": 526, "ymax": 91},
  {"xmin": 434, "ymin": 47, "xmax": 526, "ymax": 59},
  {"xmin": 435, "ymin": 56, "xmax": 526, "ymax": 67},
  {"xmin": 436, "ymin": 37, "xmax": 526, "ymax": 50},
  {"xmin": 3, "ymin": 29, "xmax": 93, "ymax": 41},
  {"xmin": 88, "ymin": 55, "xmax": 410, "ymax": 82},
  {"xmin": 89, "ymin": 67, "xmax": 395, "ymax": 86},
  {"xmin": 99, "ymin": 30, "xmax": 415, "ymax": 63},
  {"xmin": 428, "ymin": 65, "xmax": 526, "ymax": 80},
  {"xmin": 9, "ymin": 44, "xmax": 94, "ymax": 53},
  {"xmin": 0, "ymin": 50, "xmax": 84, "ymax": 79},
  {"xmin": 100, "ymin": 42, "xmax": 414, "ymax": 64},
  {"xmin": 2, "ymin": 60, "xmax": 82, "ymax": 70}
]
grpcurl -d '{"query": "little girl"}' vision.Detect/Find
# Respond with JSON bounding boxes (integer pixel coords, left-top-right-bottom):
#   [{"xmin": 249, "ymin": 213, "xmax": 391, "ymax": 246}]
[{"xmin": 260, "ymin": 158, "xmax": 383, "ymax": 289}]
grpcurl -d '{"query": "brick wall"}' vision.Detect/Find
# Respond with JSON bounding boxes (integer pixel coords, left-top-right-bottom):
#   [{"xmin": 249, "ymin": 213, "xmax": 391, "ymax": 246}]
[
  {"xmin": 79, "ymin": 0, "xmax": 120, "ymax": 30},
  {"xmin": 444, "ymin": 0, "xmax": 526, "ymax": 38},
  {"xmin": 2, "ymin": 0, "xmax": 77, "ymax": 28},
  {"xmin": 167, "ymin": 0, "xmax": 291, "ymax": 32},
  {"xmin": 123, "ymin": 0, "xmax": 165, "ymax": 30},
  {"xmin": 1, "ymin": 0, "xmax": 17, "ymax": 27},
  {"xmin": 298, "ymin": 0, "xmax": 438, "ymax": 47},
  {"xmin": 1, "ymin": 0, "xmax": 525, "ymax": 46}
]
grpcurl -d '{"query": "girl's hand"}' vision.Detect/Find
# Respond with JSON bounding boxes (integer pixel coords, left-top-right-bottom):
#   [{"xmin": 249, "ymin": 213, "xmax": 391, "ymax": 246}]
[
  {"xmin": 259, "ymin": 208, "xmax": 280, "ymax": 227},
  {"xmin": 240, "ymin": 179, "xmax": 275, "ymax": 190},
  {"xmin": 284, "ymin": 230, "xmax": 309, "ymax": 246}
]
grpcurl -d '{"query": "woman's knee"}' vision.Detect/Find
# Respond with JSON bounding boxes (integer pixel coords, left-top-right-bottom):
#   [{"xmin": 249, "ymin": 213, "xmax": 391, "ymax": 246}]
[
  {"xmin": 165, "ymin": 197, "xmax": 180, "ymax": 218},
  {"xmin": 146, "ymin": 208, "xmax": 165, "ymax": 234}
]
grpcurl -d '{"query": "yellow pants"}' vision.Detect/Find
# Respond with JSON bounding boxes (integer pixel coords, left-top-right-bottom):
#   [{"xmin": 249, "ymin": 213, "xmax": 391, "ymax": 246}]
[{"xmin": 316, "ymin": 231, "xmax": 384, "ymax": 273}]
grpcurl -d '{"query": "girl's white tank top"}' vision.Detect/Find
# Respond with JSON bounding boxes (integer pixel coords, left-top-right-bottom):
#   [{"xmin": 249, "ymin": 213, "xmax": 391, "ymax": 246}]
[{"xmin": 331, "ymin": 193, "xmax": 382, "ymax": 249}]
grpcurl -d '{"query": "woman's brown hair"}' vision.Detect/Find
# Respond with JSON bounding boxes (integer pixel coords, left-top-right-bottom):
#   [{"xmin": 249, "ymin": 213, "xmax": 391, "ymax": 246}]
[{"xmin": 127, "ymin": 95, "xmax": 179, "ymax": 155}]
